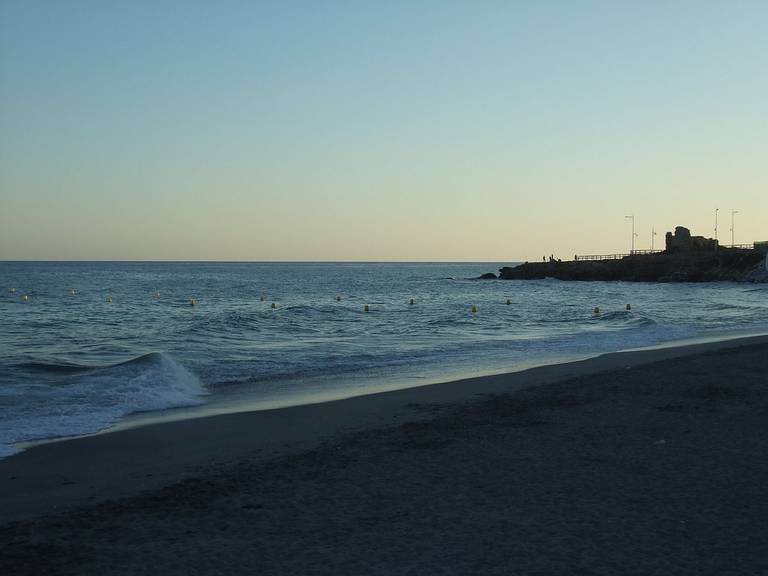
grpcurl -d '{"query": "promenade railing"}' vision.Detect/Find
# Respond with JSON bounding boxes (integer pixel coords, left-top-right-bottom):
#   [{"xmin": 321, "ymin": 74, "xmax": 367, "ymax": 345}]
[
  {"xmin": 574, "ymin": 245, "xmax": 756, "ymax": 261},
  {"xmin": 573, "ymin": 254, "xmax": 629, "ymax": 261}
]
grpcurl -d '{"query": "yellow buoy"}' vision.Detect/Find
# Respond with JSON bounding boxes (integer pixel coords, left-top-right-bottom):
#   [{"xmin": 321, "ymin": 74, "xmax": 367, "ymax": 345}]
[
  {"xmin": 409, "ymin": 298, "xmax": 415, "ymax": 305},
  {"xmin": 106, "ymin": 296, "xmax": 112, "ymax": 303},
  {"xmin": 69, "ymin": 288, "xmax": 76, "ymax": 295},
  {"xmin": 336, "ymin": 295, "xmax": 341, "ymax": 301},
  {"xmin": 189, "ymin": 298, "xmax": 198, "ymax": 307},
  {"xmin": 625, "ymin": 303, "xmax": 631, "ymax": 311},
  {"xmin": 593, "ymin": 307, "xmax": 600, "ymax": 315},
  {"xmin": 271, "ymin": 302, "xmax": 277, "ymax": 309},
  {"xmin": 8, "ymin": 288, "xmax": 15, "ymax": 294},
  {"xmin": 154, "ymin": 292, "xmax": 161, "ymax": 298},
  {"xmin": 364, "ymin": 304, "xmax": 369, "ymax": 312},
  {"xmin": 21, "ymin": 294, "xmax": 28, "ymax": 302},
  {"xmin": 506, "ymin": 299, "xmax": 511, "ymax": 305},
  {"xmin": 471, "ymin": 305, "xmax": 478, "ymax": 314}
]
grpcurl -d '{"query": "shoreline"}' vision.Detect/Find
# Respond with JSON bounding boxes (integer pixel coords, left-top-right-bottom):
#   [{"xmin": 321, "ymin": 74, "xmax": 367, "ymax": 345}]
[
  {"xmin": 15, "ymin": 328, "xmax": 768, "ymax": 450},
  {"xmin": 1, "ymin": 333, "xmax": 767, "ymax": 525}
]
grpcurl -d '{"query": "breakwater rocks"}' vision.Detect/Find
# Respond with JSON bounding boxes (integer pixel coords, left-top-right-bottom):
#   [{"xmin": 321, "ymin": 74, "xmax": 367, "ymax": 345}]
[{"xmin": 499, "ymin": 249, "xmax": 767, "ymax": 283}]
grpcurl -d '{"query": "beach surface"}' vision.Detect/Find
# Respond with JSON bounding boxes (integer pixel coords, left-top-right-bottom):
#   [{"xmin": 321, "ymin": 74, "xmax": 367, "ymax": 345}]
[{"xmin": 1, "ymin": 335, "xmax": 767, "ymax": 574}]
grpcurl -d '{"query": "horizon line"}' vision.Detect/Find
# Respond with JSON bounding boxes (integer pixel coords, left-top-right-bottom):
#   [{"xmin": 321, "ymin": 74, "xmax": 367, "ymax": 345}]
[{"xmin": 0, "ymin": 259, "xmax": 520, "ymax": 264}]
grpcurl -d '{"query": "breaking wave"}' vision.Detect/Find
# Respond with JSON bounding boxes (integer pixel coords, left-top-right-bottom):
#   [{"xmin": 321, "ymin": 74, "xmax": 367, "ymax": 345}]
[{"xmin": 0, "ymin": 352, "xmax": 206, "ymax": 458}]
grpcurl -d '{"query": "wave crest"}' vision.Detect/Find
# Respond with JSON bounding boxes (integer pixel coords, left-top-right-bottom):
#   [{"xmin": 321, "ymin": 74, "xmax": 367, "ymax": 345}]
[{"xmin": 1, "ymin": 352, "xmax": 207, "ymax": 456}]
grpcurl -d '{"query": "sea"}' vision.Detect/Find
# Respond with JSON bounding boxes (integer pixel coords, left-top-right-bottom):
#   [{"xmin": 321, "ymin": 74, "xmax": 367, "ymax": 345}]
[{"xmin": 1, "ymin": 261, "xmax": 766, "ymax": 458}]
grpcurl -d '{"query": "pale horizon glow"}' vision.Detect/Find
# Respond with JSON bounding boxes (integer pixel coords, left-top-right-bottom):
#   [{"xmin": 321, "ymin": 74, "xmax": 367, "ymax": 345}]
[{"xmin": 1, "ymin": 1, "xmax": 766, "ymax": 262}]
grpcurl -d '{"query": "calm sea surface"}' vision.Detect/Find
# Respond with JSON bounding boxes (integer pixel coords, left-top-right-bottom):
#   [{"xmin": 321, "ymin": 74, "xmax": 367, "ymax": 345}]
[{"xmin": 1, "ymin": 261, "xmax": 766, "ymax": 457}]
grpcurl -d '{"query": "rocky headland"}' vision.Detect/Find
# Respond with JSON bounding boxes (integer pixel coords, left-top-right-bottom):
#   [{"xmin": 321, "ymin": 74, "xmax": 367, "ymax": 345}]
[{"xmin": 497, "ymin": 226, "xmax": 768, "ymax": 283}]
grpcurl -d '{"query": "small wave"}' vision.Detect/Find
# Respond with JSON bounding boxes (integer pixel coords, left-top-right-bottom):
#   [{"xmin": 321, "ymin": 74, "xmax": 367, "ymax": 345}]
[
  {"xmin": 15, "ymin": 352, "xmax": 172, "ymax": 374},
  {"xmin": 595, "ymin": 310, "xmax": 631, "ymax": 321},
  {"xmin": 51, "ymin": 352, "xmax": 209, "ymax": 413},
  {"xmin": 282, "ymin": 304, "xmax": 352, "ymax": 316},
  {"xmin": 185, "ymin": 311, "xmax": 257, "ymax": 331},
  {"xmin": 14, "ymin": 361, "xmax": 96, "ymax": 374},
  {"xmin": 100, "ymin": 352, "xmax": 208, "ymax": 411},
  {"xmin": 426, "ymin": 317, "xmax": 478, "ymax": 328},
  {"xmin": 104, "ymin": 351, "xmax": 163, "ymax": 368},
  {"xmin": 709, "ymin": 302, "xmax": 752, "ymax": 311},
  {"xmin": 591, "ymin": 310, "xmax": 657, "ymax": 328},
  {"xmin": 535, "ymin": 310, "xmax": 656, "ymax": 328}
]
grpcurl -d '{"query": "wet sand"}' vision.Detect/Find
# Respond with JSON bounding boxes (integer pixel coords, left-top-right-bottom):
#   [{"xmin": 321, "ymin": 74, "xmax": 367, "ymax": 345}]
[{"xmin": 1, "ymin": 336, "xmax": 767, "ymax": 575}]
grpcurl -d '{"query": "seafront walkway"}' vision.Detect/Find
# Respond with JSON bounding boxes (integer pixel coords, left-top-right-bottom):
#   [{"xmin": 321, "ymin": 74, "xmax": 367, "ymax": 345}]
[{"xmin": 573, "ymin": 244, "xmax": 756, "ymax": 262}]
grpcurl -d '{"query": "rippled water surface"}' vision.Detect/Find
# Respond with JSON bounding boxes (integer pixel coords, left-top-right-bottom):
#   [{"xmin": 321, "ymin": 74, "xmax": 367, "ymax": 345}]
[{"xmin": 1, "ymin": 261, "xmax": 766, "ymax": 457}]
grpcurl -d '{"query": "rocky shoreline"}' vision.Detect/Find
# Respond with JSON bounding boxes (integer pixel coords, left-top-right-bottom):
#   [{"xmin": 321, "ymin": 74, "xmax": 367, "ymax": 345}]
[{"xmin": 497, "ymin": 248, "xmax": 767, "ymax": 283}]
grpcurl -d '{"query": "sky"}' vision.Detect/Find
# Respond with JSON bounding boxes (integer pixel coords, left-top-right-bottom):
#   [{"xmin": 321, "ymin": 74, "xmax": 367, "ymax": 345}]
[{"xmin": 1, "ymin": 0, "xmax": 766, "ymax": 261}]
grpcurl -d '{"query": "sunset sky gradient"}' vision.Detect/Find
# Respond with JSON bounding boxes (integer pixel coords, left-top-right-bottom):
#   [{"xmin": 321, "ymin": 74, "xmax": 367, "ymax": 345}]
[{"xmin": 1, "ymin": 1, "xmax": 766, "ymax": 261}]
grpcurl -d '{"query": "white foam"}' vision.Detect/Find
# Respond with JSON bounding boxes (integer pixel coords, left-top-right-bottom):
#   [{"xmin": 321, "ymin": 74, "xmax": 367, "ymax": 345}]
[{"xmin": 0, "ymin": 352, "xmax": 207, "ymax": 458}]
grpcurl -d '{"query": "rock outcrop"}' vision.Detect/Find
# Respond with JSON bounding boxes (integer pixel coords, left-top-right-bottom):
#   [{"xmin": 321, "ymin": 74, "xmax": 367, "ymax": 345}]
[
  {"xmin": 499, "ymin": 248, "xmax": 765, "ymax": 283},
  {"xmin": 665, "ymin": 226, "xmax": 718, "ymax": 253}
]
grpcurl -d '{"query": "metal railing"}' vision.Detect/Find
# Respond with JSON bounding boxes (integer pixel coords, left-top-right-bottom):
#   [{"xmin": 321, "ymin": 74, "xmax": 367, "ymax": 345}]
[
  {"xmin": 573, "ymin": 244, "xmax": 757, "ymax": 262},
  {"xmin": 573, "ymin": 254, "xmax": 629, "ymax": 261}
]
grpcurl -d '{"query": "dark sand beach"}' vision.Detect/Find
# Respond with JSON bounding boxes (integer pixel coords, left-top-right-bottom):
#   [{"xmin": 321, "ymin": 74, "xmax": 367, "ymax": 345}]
[{"xmin": 1, "ymin": 336, "xmax": 767, "ymax": 575}]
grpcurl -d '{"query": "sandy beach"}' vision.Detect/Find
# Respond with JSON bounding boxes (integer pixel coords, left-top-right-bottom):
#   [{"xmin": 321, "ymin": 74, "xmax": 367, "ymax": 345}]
[
  {"xmin": 1, "ymin": 335, "xmax": 767, "ymax": 575},
  {"xmin": 5, "ymin": 2, "xmax": 767, "ymax": 573}
]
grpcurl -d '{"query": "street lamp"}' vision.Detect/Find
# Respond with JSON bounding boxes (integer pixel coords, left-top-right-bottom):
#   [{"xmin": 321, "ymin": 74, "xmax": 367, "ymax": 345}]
[
  {"xmin": 625, "ymin": 215, "xmax": 638, "ymax": 253},
  {"xmin": 714, "ymin": 208, "xmax": 719, "ymax": 245},
  {"xmin": 730, "ymin": 209, "xmax": 739, "ymax": 246}
]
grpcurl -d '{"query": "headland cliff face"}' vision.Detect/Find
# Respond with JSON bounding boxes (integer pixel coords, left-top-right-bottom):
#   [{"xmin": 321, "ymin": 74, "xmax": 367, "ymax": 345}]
[{"xmin": 499, "ymin": 249, "xmax": 766, "ymax": 283}]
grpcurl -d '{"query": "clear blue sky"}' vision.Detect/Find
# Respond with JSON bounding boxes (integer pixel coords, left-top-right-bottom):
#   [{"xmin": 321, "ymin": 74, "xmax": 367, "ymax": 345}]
[{"xmin": 1, "ymin": 1, "xmax": 766, "ymax": 260}]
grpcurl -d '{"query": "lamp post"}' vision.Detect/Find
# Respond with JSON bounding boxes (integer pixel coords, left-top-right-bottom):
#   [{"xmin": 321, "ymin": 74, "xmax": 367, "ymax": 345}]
[
  {"xmin": 625, "ymin": 215, "xmax": 637, "ymax": 253},
  {"xmin": 730, "ymin": 209, "xmax": 739, "ymax": 246},
  {"xmin": 651, "ymin": 226, "xmax": 657, "ymax": 251},
  {"xmin": 714, "ymin": 208, "xmax": 719, "ymax": 245}
]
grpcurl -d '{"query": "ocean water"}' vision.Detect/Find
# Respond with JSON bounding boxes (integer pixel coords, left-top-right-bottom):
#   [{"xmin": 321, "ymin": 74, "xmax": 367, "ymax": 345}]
[{"xmin": 1, "ymin": 261, "xmax": 767, "ymax": 458}]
